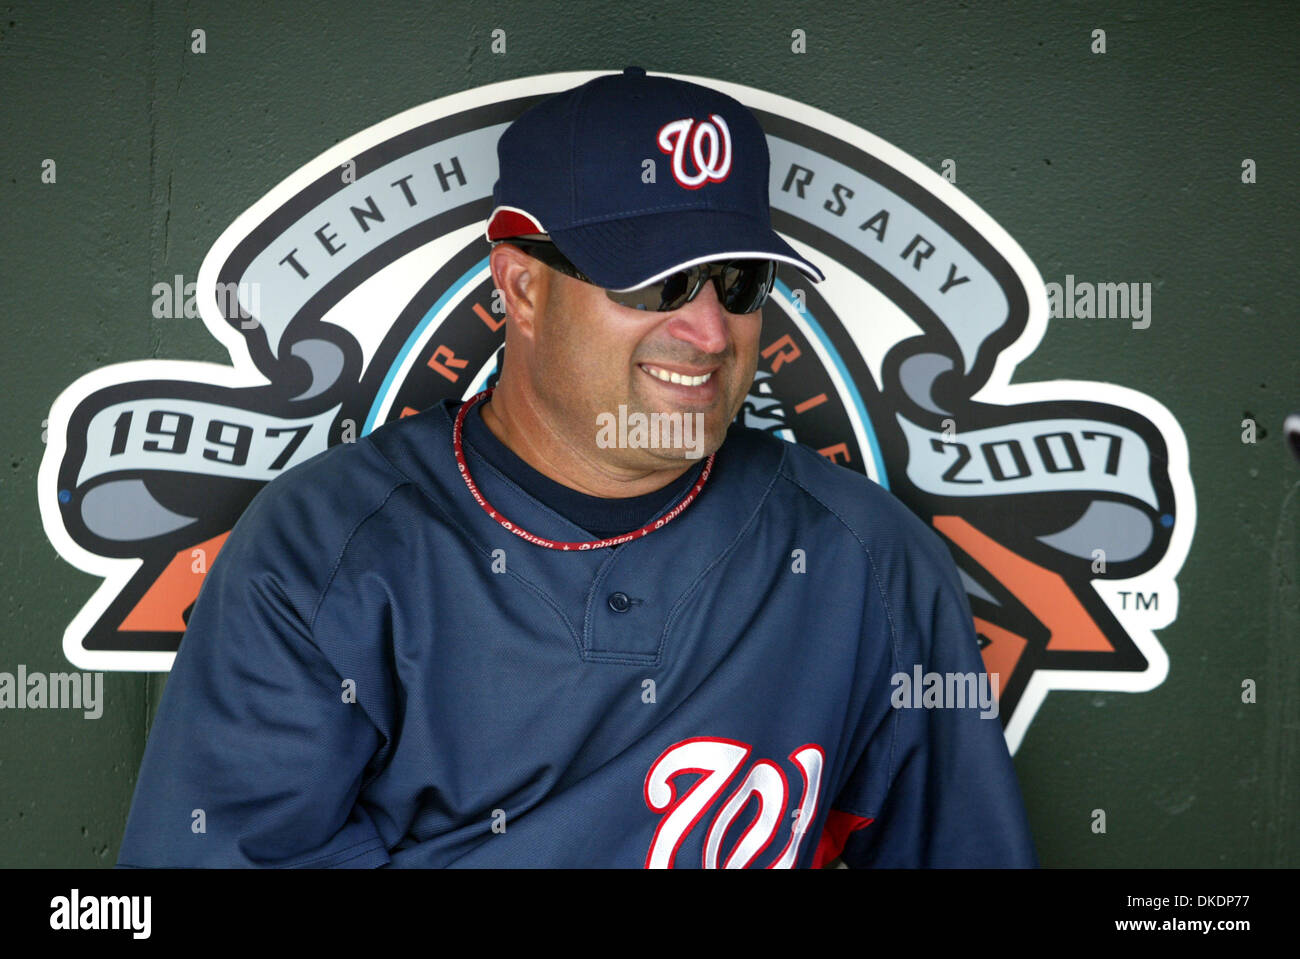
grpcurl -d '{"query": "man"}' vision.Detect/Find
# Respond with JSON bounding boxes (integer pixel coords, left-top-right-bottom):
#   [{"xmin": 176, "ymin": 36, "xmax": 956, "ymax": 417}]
[{"xmin": 117, "ymin": 67, "xmax": 1037, "ymax": 868}]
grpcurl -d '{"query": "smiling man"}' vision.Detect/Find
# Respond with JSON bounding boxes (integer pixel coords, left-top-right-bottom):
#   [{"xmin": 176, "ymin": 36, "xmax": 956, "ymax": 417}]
[
  {"xmin": 477, "ymin": 233, "xmax": 755, "ymax": 498},
  {"xmin": 117, "ymin": 67, "xmax": 1037, "ymax": 869}
]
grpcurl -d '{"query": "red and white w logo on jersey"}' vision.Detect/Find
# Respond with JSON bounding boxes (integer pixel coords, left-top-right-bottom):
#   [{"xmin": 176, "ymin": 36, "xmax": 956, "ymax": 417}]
[
  {"xmin": 657, "ymin": 114, "xmax": 733, "ymax": 189},
  {"xmin": 643, "ymin": 737, "xmax": 824, "ymax": 868}
]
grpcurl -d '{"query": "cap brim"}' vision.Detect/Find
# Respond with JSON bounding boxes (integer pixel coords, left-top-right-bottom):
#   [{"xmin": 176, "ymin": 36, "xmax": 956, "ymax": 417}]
[{"xmin": 548, "ymin": 210, "xmax": 826, "ymax": 289}]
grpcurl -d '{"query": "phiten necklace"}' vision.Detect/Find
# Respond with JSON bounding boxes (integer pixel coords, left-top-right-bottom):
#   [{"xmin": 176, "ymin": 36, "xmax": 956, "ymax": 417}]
[{"xmin": 453, "ymin": 387, "xmax": 716, "ymax": 551}]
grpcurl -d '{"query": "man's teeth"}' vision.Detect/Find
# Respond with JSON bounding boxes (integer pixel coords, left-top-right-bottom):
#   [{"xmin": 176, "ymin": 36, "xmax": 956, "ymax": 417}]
[{"xmin": 641, "ymin": 364, "xmax": 713, "ymax": 386}]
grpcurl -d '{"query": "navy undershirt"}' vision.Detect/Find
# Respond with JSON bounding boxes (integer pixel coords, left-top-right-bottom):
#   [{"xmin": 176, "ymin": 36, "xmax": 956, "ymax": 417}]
[{"xmin": 460, "ymin": 400, "xmax": 706, "ymax": 541}]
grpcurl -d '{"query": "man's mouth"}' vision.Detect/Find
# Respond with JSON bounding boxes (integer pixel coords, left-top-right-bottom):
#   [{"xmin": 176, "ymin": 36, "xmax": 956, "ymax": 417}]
[{"xmin": 637, "ymin": 363, "xmax": 716, "ymax": 387}]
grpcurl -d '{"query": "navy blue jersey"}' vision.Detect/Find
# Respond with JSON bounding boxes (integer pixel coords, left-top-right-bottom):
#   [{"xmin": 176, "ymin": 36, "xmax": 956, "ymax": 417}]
[{"xmin": 117, "ymin": 398, "xmax": 1037, "ymax": 868}]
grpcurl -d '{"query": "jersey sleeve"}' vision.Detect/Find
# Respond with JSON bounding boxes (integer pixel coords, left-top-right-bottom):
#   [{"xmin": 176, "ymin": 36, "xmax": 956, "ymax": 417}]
[
  {"xmin": 115, "ymin": 482, "xmax": 392, "ymax": 869},
  {"xmin": 830, "ymin": 527, "xmax": 1038, "ymax": 868}
]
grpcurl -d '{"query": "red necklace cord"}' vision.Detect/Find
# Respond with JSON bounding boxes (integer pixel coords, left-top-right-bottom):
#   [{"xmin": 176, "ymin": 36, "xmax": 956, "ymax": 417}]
[{"xmin": 452, "ymin": 388, "xmax": 715, "ymax": 551}]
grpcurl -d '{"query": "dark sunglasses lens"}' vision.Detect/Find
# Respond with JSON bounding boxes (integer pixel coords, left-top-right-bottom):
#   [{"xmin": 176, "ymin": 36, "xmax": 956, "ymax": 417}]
[
  {"xmin": 719, "ymin": 260, "xmax": 776, "ymax": 313},
  {"xmin": 658, "ymin": 269, "xmax": 697, "ymax": 309},
  {"xmin": 605, "ymin": 287, "xmax": 660, "ymax": 311},
  {"xmin": 602, "ymin": 260, "xmax": 776, "ymax": 313},
  {"xmin": 605, "ymin": 268, "xmax": 699, "ymax": 311}
]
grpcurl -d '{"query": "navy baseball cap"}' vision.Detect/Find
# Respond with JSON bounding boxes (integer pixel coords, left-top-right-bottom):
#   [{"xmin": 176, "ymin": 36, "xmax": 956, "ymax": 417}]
[{"xmin": 485, "ymin": 66, "xmax": 825, "ymax": 291}]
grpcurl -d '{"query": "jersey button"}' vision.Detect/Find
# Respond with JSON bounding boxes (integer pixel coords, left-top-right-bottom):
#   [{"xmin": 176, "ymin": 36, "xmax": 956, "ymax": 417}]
[{"xmin": 608, "ymin": 592, "xmax": 631, "ymax": 613}]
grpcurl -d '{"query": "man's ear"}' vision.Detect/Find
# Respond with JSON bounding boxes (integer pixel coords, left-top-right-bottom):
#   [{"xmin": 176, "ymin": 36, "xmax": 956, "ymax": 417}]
[{"xmin": 489, "ymin": 243, "xmax": 547, "ymax": 340}]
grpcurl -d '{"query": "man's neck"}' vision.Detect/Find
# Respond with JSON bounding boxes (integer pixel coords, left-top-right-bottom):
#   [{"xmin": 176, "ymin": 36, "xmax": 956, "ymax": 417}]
[{"xmin": 478, "ymin": 389, "xmax": 695, "ymax": 499}]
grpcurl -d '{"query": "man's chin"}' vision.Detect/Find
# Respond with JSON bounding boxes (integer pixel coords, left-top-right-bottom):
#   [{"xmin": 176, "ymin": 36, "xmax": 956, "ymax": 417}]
[{"xmin": 626, "ymin": 444, "xmax": 718, "ymax": 469}]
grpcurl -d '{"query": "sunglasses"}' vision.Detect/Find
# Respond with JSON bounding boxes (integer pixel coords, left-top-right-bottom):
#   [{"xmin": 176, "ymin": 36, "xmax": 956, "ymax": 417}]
[{"xmin": 505, "ymin": 239, "xmax": 778, "ymax": 314}]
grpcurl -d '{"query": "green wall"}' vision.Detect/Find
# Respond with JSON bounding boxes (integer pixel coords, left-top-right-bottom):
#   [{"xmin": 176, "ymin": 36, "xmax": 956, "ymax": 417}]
[{"xmin": 2, "ymin": 0, "xmax": 1296, "ymax": 866}]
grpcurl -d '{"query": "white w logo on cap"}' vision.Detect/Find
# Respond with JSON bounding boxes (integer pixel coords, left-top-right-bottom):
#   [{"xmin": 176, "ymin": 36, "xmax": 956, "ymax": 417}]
[{"xmin": 657, "ymin": 114, "xmax": 733, "ymax": 189}]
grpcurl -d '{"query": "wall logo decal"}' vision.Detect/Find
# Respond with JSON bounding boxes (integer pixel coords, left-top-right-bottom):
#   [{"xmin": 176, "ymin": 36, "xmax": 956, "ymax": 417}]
[{"xmin": 38, "ymin": 70, "xmax": 1194, "ymax": 753}]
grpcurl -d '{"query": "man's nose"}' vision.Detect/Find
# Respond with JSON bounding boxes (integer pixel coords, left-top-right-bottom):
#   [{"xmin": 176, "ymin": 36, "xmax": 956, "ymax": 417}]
[{"xmin": 664, "ymin": 279, "xmax": 731, "ymax": 355}]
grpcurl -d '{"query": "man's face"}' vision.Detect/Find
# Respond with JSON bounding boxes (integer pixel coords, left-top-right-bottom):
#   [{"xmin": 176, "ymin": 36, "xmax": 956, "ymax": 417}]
[{"xmin": 499, "ymin": 246, "xmax": 762, "ymax": 470}]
